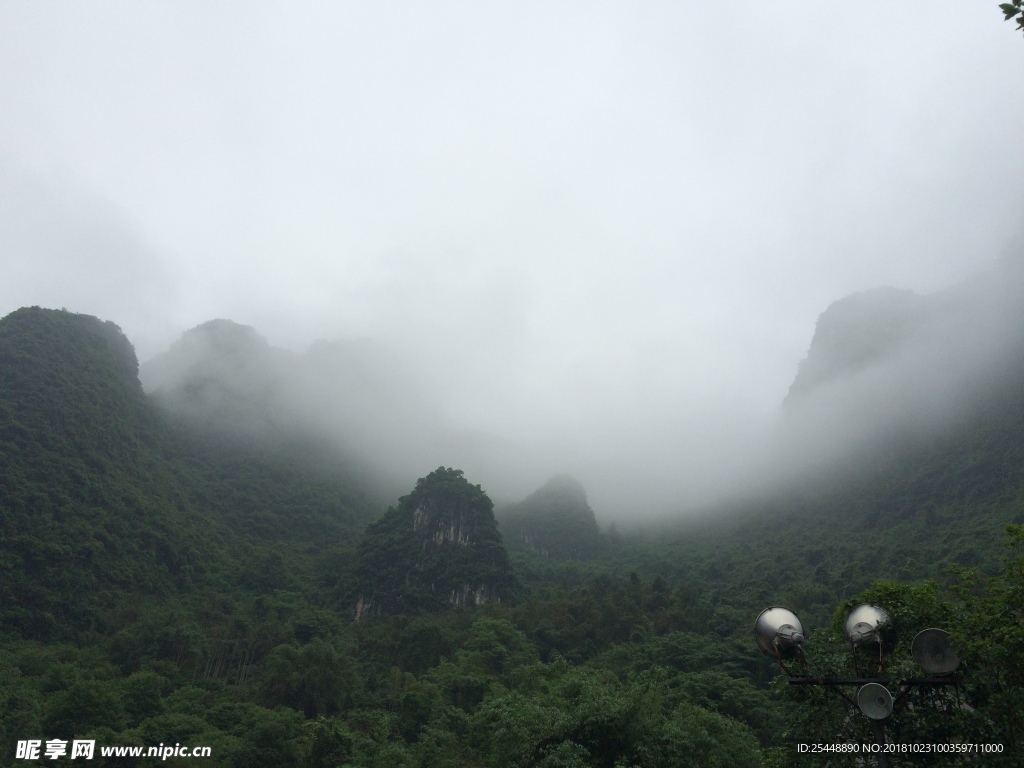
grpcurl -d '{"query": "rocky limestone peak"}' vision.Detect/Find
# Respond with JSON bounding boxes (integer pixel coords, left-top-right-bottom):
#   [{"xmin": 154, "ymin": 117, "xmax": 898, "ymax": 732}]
[{"xmin": 352, "ymin": 467, "xmax": 518, "ymax": 618}]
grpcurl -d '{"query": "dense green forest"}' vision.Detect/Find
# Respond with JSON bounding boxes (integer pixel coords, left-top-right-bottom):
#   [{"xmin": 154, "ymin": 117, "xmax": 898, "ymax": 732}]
[{"xmin": 2, "ymin": 304, "xmax": 1024, "ymax": 766}]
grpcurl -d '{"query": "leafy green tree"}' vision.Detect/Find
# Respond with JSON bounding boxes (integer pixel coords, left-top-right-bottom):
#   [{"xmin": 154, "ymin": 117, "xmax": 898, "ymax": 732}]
[
  {"xmin": 1000, "ymin": 2, "xmax": 1024, "ymax": 36},
  {"xmin": 299, "ymin": 716, "xmax": 355, "ymax": 768},
  {"xmin": 947, "ymin": 524, "xmax": 1024, "ymax": 757},
  {"xmin": 0, "ymin": 650, "xmax": 44, "ymax": 762},
  {"xmin": 471, "ymin": 661, "xmax": 761, "ymax": 768},
  {"xmin": 119, "ymin": 670, "xmax": 167, "ymax": 725},
  {"xmin": 259, "ymin": 638, "xmax": 358, "ymax": 717},
  {"xmin": 460, "ymin": 619, "xmax": 539, "ymax": 679}
]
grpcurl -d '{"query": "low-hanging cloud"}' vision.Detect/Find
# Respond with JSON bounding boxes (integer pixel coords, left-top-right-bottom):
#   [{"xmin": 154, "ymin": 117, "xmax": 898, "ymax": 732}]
[{"xmin": 3, "ymin": 2, "xmax": 1024, "ymax": 519}]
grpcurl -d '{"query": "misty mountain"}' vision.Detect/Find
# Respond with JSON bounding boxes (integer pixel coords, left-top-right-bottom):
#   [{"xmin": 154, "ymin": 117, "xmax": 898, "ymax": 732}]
[
  {"xmin": 5, "ymin": 302, "xmax": 1024, "ymax": 762},
  {"xmin": 139, "ymin": 318, "xmax": 292, "ymax": 437},
  {"xmin": 631, "ymin": 264, "xmax": 1024, "ymax": 632},
  {"xmin": 0, "ymin": 307, "xmax": 380, "ymax": 639},
  {"xmin": 784, "ymin": 286, "xmax": 927, "ymax": 404},
  {"xmin": 498, "ymin": 474, "xmax": 603, "ymax": 560},
  {"xmin": 140, "ymin": 319, "xmax": 522, "ymax": 501},
  {"xmin": 137, "ymin": 254, "xmax": 1024, "ymax": 521},
  {"xmin": 140, "ymin": 319, "xmax": 437, "ymax": 443},
  {"xmin": 771, "ymin": 260, "xmax": 1024, "ymax": 486},
  {"xmin": 351, "ymin": 467, "xmax": 519, "ymax": 618}
]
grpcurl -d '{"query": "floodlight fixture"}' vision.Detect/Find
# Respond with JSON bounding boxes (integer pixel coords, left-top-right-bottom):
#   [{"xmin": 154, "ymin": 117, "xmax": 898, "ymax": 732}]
[
  {"xmin": 754, "ymin": 606, "xmax": 805, "ymax": 659},
  {"xmin": 845, "ymin": 604, "xmax": 891, "ymax": 647},
  {"xmin": 911, "ymin": 628, "xmax": 960, "ymax": 675},
  {"xmin": 857, "ymin": 683, "xmax": 894, "ymax": 720},
  {"xmin": 763, "ymin": 599, "xmax": 961, "ymax": 767}
]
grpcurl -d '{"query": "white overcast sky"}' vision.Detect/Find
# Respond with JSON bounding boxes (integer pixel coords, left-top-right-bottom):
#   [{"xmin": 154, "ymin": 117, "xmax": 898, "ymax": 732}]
[{"xmin": 2, "ymin": 2, "xmax": 1023, "ymax": 510}]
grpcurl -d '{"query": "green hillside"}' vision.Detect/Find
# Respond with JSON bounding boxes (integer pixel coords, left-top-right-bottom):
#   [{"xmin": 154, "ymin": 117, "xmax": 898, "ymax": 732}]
[
  {"xmin": 0, "ymin": 309, "xmax": 382, "ymax": 640},
  {"xmin": 2, "ymin": 303, "xmax": 1024, "ymax": 765},
  {"xmin": 0, "ymin": 307, "xmax": 205, "ymax": 638}
]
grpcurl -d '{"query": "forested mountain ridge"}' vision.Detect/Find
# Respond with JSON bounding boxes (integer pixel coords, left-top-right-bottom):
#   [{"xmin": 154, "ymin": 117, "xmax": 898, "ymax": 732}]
[
  {"xmin": 0, "ymin": 307, "xmax": 380, "ymax": 641},
  {"xmin": 3, "ymin": 294, "xmax": 1024, "ymax": 765},
  {"xmin": 0, "ymin": 306, "xmax": 778, "ymax": 765},
  {"xmin": 0, "ymin": 307, "xmax": 207, "ymax": 638}
]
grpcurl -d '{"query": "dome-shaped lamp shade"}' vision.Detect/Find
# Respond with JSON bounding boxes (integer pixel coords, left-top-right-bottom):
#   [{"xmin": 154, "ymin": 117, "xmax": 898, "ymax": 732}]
[
  {"xmin": 844, "ymin": 604, "xmax": 890, "ymax": 646},
  {"xmin": 857, "ymin": 683, "xmax": 893, "ymax": 720},
  {"xmin": 911, "ymin": 628, "xmax": 960, "ymax": 675},
  {"xmin": 754, "ymin": 606, "xmax": 805, "ymax": 658}
]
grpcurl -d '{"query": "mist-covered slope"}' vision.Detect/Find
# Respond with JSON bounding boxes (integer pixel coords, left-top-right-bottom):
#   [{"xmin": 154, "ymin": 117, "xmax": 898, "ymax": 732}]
[
  {"xmin": 776, "ymin": 261, "xmax": 1024, "ymax": 479},
  {"xmin": 498, "ymin": 474, "xmax": 603, "ymax": 560},
  {"xmin": 639, "ymin": 262, "xmax": 1024, "ymax": 629},
  {"xmin": 784, "ymin": 286, "xmax": 927, "ymax": 404},
  {"xmin": 140, "ymin": 319, "xmax": 523, "ymax": 502},
  {"xmin": 139, "ymin": 318, "xmax": 293, "ymax": 438},
  {"xmin": 0, "ymin": 307, "xmax": 380, "ymax": 639}
]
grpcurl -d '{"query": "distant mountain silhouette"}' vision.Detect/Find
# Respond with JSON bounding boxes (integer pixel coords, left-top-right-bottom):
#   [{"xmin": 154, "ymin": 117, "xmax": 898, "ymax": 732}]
[
  {"xmin": 499, "ymin": 475, "xmax": 602, "ymax": 560},
  {"xmin": 140, "ymin": 319, "xmax": 513, "ymax": 496},
  {"xmin": 777, "ymin": 264, "xmax": 1024, "ymax": 478}
]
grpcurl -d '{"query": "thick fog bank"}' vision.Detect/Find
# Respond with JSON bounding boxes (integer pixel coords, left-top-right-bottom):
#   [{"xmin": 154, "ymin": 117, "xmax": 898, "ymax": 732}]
[{"xmin": 139, "ymin": 255, "xmax": 1024, "ymax": 521}]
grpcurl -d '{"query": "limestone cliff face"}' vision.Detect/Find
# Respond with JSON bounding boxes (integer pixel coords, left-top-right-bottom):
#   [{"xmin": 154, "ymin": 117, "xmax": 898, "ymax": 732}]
[
  {"xmin": 413, "ymin": 495, "xmax": 475, "ymax": 549},
  {"xmin": 352, "ymin": 467, "xmax": 518, "ymax": 619}
]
